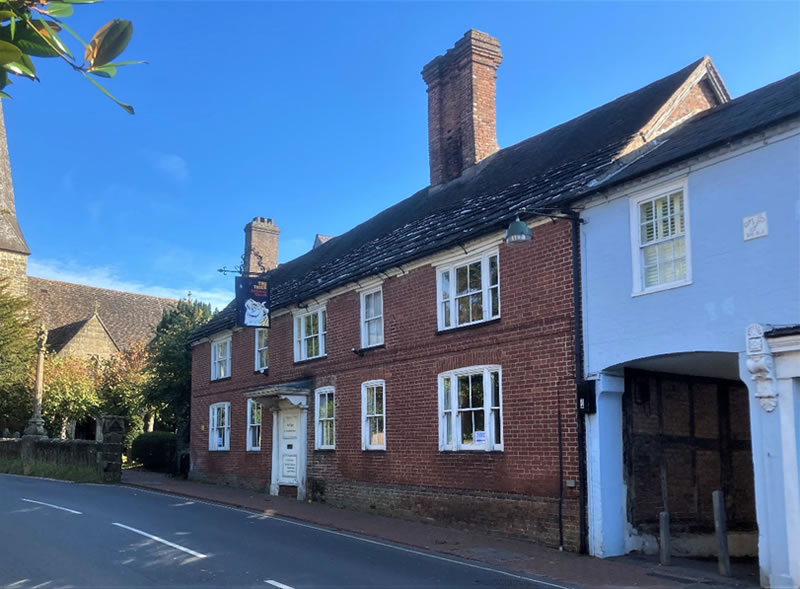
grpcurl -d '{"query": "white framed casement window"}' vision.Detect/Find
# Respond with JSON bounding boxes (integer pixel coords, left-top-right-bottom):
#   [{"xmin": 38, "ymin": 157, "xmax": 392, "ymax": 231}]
[
  {"xmin": 438, "ymin": 365, "xmax": 502, "ymax": 452},
  {"xmin": 436, "ymin": 250, "xmax": 500, "ymax": 331},
  {"xmin": 361, "ymin": 380, "xmax": 386, "ymax": 450},
  {"xmin": 630, "ymin": 180, "xmax": 692, "ymax": 295},
  {"xmin": 315, "ymin": 386, "xmax": 335, "ymax": 450},
  {"xmin": 210, "ymin": 336, "xmax": 232, "ymax": 380},
  {"xmin": 209, "ymin": 402, "xmax": 231, "ymax": 451},
  {"xmin": 360, "ymin": 288, "xmax": 384, "ymax": 348},
  {"xmin": 294, "ymin": 306, "xmax": 327, "ymax": 361},
  {"xmin": 254, "ymin": 328, "xmax": 269, "ymax": 371},
  {"xmin": 246, "ymin": 399, "xmax": 262, "ymax": 451}
]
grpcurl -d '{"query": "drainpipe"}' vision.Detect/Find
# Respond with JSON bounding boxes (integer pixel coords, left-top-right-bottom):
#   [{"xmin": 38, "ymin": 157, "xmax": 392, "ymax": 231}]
[{"xmin": 569, "ymin": 210, "xmax": 589, "ymax": 555}]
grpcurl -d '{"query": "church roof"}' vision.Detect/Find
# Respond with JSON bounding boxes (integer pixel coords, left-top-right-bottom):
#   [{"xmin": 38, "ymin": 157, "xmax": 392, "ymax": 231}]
[
  {"xmin": 0, "ymin": 106, "xmax": 29, "ymax": 256},
  {"xmin": 28, "ymin": 277, "xmax": 176, "ymax": 351}
]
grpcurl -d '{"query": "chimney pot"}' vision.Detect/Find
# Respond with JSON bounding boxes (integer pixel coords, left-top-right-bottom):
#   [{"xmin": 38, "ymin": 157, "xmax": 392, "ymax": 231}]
[{"xmin": 422, "ymin": 29, "xmax": 502, "ymax": 186}]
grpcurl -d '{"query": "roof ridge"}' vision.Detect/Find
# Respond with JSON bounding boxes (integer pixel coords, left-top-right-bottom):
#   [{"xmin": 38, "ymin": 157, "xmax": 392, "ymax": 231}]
[{"xmin": 28, "ymin": 276, "xmax": 179, "ymax": 302}]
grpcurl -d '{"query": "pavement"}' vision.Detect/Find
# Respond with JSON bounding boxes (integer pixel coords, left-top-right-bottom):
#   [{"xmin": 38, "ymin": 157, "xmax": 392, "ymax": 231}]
[{"xmin": 121, "ymin": 469, "xmax": 760, "ymax": 588}]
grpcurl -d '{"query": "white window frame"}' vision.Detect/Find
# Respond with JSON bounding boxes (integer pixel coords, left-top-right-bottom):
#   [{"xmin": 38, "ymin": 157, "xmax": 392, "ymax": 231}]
[
  {"xmin": 209, "ymin": 402, "xmax": 231, "ymax": 451},
  {"xmin": 314, "ymin": 386, "xmax": 336, "ymax": 450},
  {"xmin": 438, "ymin": 365, "xmax": 503, "ymax": 452},
  {"xmin": 210, "ymin": 336, "xmax": 232, "ymax": 380},
  {"xmin": 246, "ymin": 399, "xmax": 262, "ymax": 451},
  {"xmin": 361, "ymin": 379, "xmax": 386, "ymax": 451},
  {"xmin": 360, "ymin": 287, "xmax": 384, "ymax": 348},
  {"xmin": 293, "ymin": 305, "xmax": 327, "ymax": 362},
  {"xmin": 436, "ymin": 250, "xmax": 500, "ymax": 331},
  {"xmin": 254, "ymin": 328, "xmax": 269, "ymax": 371},
  {"xmin": 629, "ymin": 179, "xmax": 692, "ymax": 296}
]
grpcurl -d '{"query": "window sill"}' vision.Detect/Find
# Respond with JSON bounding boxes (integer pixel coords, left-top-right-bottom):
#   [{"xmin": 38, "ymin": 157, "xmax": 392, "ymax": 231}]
[
  {"xmin": 314, "ymin": 448, "xmax": 336, "ymax": 453},
  {"xmin": 439, "ymin": 449, "xmax": 504, "ymax": 454},
  {"xmin": 294, "ymin": 355, "xmax": 327, "ymax": 366},
  {"xmin": 354, "ymin": 344, "xmax": 385, "ymax": 355},
  {"xmin": 632, "ymin": 279, "xmax": 693, "ymax": 297},
  {"xmin": 210, "ymin": 376, "xmax": 232, "ymax": 383},
  {"xmin": 253, "ymin": 368, "xmax": 269, "ymax": 376},
  {"xmin": 209, "ymin": 448, "xmax": 229, "ymax": 452},
  {"xmin": 436, "ymin": 317, "xmax": 501, "ymax": 335},
  {"xmin": 363, "ymin": 448, "xmax": 386, "ymax": 453},
  {"xmin": 246, "ymin": 448, "xmax": 261, "ymax": 453}
]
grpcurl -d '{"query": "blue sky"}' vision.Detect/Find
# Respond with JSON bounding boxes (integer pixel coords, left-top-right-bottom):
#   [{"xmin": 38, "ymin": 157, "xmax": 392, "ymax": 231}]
[{"xmin": 5, "ymin": 1, "xmax": 799, "ymax": 310}]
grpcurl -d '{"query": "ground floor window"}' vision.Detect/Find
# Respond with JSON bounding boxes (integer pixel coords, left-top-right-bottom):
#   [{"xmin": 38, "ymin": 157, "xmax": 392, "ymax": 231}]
[
  {"xmin": 315, "ymin": 387, "xmax": 335, "ymax": 449},
  {"xmin": 209, "ymin": 402, "xmax": 230, "ymax": 451},
  {"xmin": 362, "ymin": 380, "xmax": 386, "ymax": 450},
  {"xmin": 438, "ymin": 366, "xmax": 502, "ymax": 451},
  {"xmin": 247, "ymin": 399, "xmax": 261, "ymax": 451}
]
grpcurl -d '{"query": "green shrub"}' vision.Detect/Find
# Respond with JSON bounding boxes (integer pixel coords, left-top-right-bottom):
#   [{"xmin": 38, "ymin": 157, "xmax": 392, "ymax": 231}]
[
  {"xmin": 0, "ymin": 458, "xmax": 103, "ymax": 483},
  {"xmin": 130, "ymin": 431, "xmax": 176, "ymax": 472}
]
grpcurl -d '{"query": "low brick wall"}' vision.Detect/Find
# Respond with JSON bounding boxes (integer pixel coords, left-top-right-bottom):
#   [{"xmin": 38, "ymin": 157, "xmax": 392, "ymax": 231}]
[
  {"xmin": 0, "ymin": 437, "xmax": 122, "ymax": 483},
  {"xmin": 316, "ymin": 478, "xmax": 580, "ymax": 550}
]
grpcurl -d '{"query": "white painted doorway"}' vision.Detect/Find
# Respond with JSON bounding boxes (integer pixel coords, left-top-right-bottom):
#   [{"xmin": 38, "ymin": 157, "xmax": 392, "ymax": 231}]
[
  {"xmin": 277, "ymin": 408, "xmax": 301, "ymax": 485},
  {"xmin": 269, "ymin": 396, "xmax": 308, "ymax": 500}
]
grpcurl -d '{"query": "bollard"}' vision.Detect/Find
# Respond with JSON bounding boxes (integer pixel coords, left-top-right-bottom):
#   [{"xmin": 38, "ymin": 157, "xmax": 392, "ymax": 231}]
[
  {"xmin": 659, "ymin": 511, "xmax": 671, "ymax": 565},
  {"xmin": 712, "ymin": 490, "xmax": 732, "ymax": 576}
]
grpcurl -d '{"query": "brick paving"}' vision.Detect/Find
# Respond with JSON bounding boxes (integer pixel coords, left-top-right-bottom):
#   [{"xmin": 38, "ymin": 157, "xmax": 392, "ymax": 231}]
[{"xmin": 121, "ymin": 470, "xmax": 758, "ymax": 589}]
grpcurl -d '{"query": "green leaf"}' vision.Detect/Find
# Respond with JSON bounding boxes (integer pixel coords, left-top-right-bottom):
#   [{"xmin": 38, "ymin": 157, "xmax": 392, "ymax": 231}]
[
  {"xmin": 0, "ymin": 40, "xmax": 22, "ymax": 66},
  {"xmin": 104, "ymin": 59, "xmax": 147, "ymax": 67},
  {"xmin": 4, "ymin": 60, "xmax": 36, "ymax": 79},
  {"xmin": 61, "ymin": 0, "xmax": 101, "ymax": 3},
  {"xmin": 0, "ymin": 90, "xmax": 11, "ymax": 99},
  {"xmin": 43, "ymin": 2, "xmax": 74, "ymax": 18},
  {"xmin": 51, "ymin": 17, "xmax": 86, "ymax": 49},
  {"xmin": 88, "ymin": 64, "xmax": 115, "ymax": 78},
  {"xmin": 86, "ymin": 19, "xmax": 132, "ymax": 67},
  {"xmin": 9, "ymin": 16, "xmax": 14, "ymax": 40},
  {"xmin": 0, "ymin": 12, "xmax": 16, "ymax": 23},
  {"xmin": 82, "ymin": 72, "xmax": 134, "ymax": 114},
  {"xmin": 36, "ymin": 18, "xmax": 71, "ymax": 58}
]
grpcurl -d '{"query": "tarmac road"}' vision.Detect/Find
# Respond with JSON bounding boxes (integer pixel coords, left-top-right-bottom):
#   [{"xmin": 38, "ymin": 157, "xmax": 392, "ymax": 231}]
[{"xmin": 0, "ymin": 473, "xmax": 573, "ymax": 589}]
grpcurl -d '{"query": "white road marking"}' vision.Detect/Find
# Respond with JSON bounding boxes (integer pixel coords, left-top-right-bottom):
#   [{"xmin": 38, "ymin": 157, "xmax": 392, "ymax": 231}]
[
  {"xmin": 112, "ymin": 522, "xmax": 207, "ymax": 559},
  {"xmin": 121, "ymin": 486, "xmax": 570, "ymax": 588},
  {"xmin": 21, "ymin": 498, "xmax": 82, "ymax": 514},
  {"xmin": 265, "ymin": 581, "xmax": 294, "ymax": 589}
]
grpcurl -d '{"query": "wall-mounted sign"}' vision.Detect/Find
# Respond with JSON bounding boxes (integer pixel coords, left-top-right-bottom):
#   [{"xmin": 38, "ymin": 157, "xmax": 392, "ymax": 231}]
[{"xmin": 236, "ymin": 277, "xmax": 270, "ymax": 328}]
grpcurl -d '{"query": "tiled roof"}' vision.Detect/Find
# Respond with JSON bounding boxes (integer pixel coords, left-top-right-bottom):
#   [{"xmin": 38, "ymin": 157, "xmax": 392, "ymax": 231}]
[
  {"xmin": 191, "ymin": 58, "xmax": 732, "ymax": 342},
  {"xmin": 28, "ymin": 277, "xmax": 177, "ymax": 351},
  {"xmin": 593, "ymin": 73, "xmax": 800, "ymax": 191}
]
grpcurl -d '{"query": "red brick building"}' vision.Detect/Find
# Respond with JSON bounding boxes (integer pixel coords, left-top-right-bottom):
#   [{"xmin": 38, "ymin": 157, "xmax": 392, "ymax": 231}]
[{"xmin": 190, "ymin": 30, "xmax": 727, "ymax": 551}]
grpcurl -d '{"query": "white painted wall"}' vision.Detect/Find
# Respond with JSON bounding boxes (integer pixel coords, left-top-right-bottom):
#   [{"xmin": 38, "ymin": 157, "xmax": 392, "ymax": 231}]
[{"xmin": 581, "ymin": 131, "xmax": 800, "ymax": 377}]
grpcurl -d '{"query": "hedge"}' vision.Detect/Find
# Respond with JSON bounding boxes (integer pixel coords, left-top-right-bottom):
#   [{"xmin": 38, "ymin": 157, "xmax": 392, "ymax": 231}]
[{"xmin": 130, "ymin": 432, "xmax": 177, "ymax": 472}]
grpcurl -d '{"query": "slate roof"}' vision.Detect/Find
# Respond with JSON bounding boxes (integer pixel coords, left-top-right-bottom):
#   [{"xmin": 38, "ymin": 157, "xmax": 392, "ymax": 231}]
[
  {"xmin": 766, "ymin": 325, "xmax": 800, "ymax": 338},
  {"xmin": 192, "ymin": 61, "xmax": 799, "ymax": 343},
  {"xmin": 28, "ymin": 277, "xmax": 177, "ymax": 351}
]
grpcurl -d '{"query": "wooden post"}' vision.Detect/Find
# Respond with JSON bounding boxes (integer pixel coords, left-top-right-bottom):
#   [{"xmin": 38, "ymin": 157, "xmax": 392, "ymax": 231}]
[
  {"xmin": 713, "ymin": 490, "xmax": 732, "ymax": 576},
  {"xmin": 659, "ymin": 511, "xmax": 671, "ymax": 565}
]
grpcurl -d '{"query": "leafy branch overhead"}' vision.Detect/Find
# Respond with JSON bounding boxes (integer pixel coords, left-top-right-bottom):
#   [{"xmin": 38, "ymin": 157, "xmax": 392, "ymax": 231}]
[{"xmin": 0, "ymin": 0, "xmax": 144, "ymax": 113}]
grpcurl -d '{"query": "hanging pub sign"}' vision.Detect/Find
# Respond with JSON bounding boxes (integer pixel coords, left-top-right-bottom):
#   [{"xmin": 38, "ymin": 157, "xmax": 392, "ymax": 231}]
[{"xmin": 235, "ymin": 276, "xmax": 270, "ymax": 328}]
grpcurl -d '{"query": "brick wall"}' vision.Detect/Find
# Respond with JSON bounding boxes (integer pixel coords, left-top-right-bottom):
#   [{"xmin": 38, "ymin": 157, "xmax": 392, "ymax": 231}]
[
  {"xmin": 0, "ymin": 249, "xmax": 27, "ymax": 298},
  {"xmin": 191, "ymin": 220, "xmax": 581, "ymax": 548}
]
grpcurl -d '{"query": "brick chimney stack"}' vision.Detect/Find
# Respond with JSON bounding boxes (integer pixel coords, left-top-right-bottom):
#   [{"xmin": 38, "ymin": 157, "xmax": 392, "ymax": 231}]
[
  {"xmin": 422, "ymin": 30, "xmax": 503, "ymax": 186},
  {"xmin": 244, "ymin": 217, "xmax": 279, "ymax": 275}
]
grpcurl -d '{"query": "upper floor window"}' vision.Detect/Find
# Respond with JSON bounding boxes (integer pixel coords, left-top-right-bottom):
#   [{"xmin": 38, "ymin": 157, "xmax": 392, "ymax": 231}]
[
  {"xmin": 631, "ymin": 181, "xmax": 691, "ymax": 294},
  {"xmin": 294, "ymin": 306, "xmax": 327, "ymax": 362},
  {"xmin": 211, "ymin": 337, "xmax": 231, "ymax": 380},
  {"xmin": 255, "ymin": 328, "xmax": 269, "ymax": 371},
  {"xmin": 437, "ymin": 251, "xmax": 499, "ymax": 330},
  {"xmin": 438, "ymin": 366, "xmax": 502, "ymax": 452},
  {"xmin": 360, "ymin": 288, "xmax": 384, "ymax": 348},
  {"xmin": 315, "ymin": 386, "xmax": 335, "ymax": 450},
  {"xmin": 209, "ymin": 402, "xmax": 230, "ymax": 451},
  {"xmin": 246, "ymin": 399, "xmax": 262, "ymax": 451},
  {"xmin": 361, "ymin": 380, "xmax": 386, "ymax": 450}
]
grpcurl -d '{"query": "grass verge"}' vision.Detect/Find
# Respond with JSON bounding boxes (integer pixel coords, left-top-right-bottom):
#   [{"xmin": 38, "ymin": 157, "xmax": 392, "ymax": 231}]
[{"xmin": 0, "ymin": 458, "xmax": 104, "ymax": 483}]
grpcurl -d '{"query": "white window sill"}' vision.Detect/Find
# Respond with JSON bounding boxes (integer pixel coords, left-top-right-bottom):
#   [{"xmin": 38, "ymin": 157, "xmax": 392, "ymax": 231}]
[
  {"xmin": 632, "ymin": 279, "xmax": 693, "ymax": 297},
  {"xmin": 360, "ymin": 342, "xmax": 384, "ymax": 350},
  {"xmin": 438, "ymin": 316, "xmax": 501, "ymax": 333},
  {"xmin": 209, "ymin": 448, "xmax": 229, "ymax": 452},
  {"xmin": 294, "ymin": 354, "xmax": 327, "ymax": 364},
  {"xmin": 246, "ymin": 448, "xmax": 260, "ymax": 452},
  {"xmin": 315, "ymin": 446, "xmax": 335, "ymax": 451}
]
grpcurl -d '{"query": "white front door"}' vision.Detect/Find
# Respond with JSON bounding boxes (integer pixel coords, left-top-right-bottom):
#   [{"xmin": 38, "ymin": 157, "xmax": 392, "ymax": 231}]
[{"xmin": 277, "ymin": 408, "xmax": 301, "ymax": 485}]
